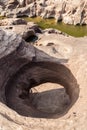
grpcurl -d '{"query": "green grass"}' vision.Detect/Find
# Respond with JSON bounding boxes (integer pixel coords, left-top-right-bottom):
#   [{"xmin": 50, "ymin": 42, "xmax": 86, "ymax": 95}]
[
  {"xmin": 0, "ymin": 16, "xmax": 6, "ymax": 20},
  {"xmin": 24, "ymin": 17, "xmax": 87, "ymax": 37},
  {"xmin": 0, "ymin": 16, "xmax": 87, "ymax": 37}
]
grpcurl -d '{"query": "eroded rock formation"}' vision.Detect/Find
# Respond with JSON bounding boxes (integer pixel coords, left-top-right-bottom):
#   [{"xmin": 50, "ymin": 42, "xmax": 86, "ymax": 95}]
[
  {"xmin": 1, "ymin": 0, "xmax": 87, "ymax": 25},
  {"xmin": 0, "ymin": 2, "xmax": 87, "ymax": 128},
  {"xmin": 0, "ymin": 28, "xmax": 79, "ymax": 116},
  {"xmin": 0, "ymin": 18, "xmax": 87, "ymax": 129}
]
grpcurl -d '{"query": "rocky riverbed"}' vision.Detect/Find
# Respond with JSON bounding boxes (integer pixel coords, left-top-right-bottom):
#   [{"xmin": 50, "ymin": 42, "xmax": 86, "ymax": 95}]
[
  {"xmin": 0, "ymin": 1, "xmax": 87, "ymax": 130},
  {"xmin": 0, "ymin": 17, "xmax": 87, "ymax": 130}
]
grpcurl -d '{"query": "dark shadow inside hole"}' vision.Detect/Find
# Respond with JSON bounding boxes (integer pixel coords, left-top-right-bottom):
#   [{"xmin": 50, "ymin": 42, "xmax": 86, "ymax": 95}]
[
  {"xmin": 28, "ymin": 87, "xmax": 71, "ymax": 114},
  {"xmin": 18, "ymin": 78, "xmax": 39, "ymax": 99},
  {"xmin": 29, "ymin": 78, "xmax": 39, "ymax": 88},
  {"xmin": 19, "ymin": 93, "xmax": 28, "ymax": 99},
  {"xmin": 25, "ymin": 35, "xmax": 38, "ymax": 42}
]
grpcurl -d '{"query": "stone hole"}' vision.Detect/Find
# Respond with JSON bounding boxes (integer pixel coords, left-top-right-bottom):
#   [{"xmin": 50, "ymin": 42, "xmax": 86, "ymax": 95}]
[
  {"xmin": 25, "ymin": 35, "xmax": 38, "ymax": 42},
  {"xmin": 5, "ymin": 62, "xmax": 79, "ymax": 118}
]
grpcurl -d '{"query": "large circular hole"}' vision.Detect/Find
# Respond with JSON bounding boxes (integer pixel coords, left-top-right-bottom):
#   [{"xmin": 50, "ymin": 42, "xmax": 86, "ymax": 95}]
[{"xmin": 5, "ymin": 62, "xmax": 79, "ymax": 118}]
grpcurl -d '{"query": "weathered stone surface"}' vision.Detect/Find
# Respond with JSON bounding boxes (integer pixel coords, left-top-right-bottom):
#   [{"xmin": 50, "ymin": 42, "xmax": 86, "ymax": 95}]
[
  {"xmin": 1, "ymin": 0, "xmax": 87, "ymax": 25},
  {"xmin": 0, "ymin": 18, "xmax": 27, "ymax": 26},
  {"xmin": 0, "ymin": 18, "xmax": 42, "ymax": 41},
  {"xmin": 0, "ymin": 26, "xmax": 87, "ymax": 130},
  {"xmin": 0, "ymin": 5, "xmax": 3, "ymax": 14},
  {"xmin": 41, "ymin": 5, "xmax": 55, "ymax": 18}
]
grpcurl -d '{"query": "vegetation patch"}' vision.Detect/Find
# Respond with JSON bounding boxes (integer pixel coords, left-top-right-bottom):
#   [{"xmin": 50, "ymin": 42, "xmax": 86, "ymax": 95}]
[
  {"xmin": 0, "ymin": 16, "xmax": 6, "ymax": 20},
  {"xmin": 24, "ymin": 17, "xmax": 87, "ymax": 37}
]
